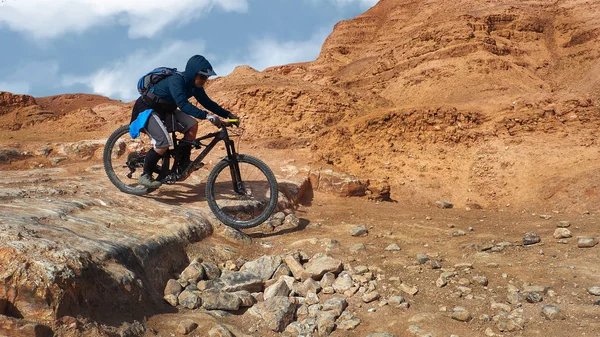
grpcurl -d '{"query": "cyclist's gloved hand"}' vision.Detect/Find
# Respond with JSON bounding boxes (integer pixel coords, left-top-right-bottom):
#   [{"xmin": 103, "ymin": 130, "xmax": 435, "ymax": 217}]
[
  {"xmin": 206, "ymin": 115, "xmax": 223, "ymax": 128},
  {"xmin": 227, "ymin": 112, "xmax": 240, "ymax": 127}
]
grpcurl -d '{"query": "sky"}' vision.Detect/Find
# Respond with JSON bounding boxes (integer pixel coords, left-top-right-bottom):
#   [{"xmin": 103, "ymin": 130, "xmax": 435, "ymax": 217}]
[{"xmin": 0, "ymin": 0, "xmax": 378, "ymax": 102}]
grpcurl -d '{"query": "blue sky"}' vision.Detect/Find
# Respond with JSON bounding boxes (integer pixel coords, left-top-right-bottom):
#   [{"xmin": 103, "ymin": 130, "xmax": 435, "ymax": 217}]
[{"xmin": 0, "ymin": 0, "xmax": 377, "ymax": 101}]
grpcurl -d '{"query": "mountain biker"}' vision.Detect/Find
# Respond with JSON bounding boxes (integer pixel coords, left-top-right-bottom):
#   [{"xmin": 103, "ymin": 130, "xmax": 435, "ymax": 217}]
[{"xmin": 130, "ymin": 55, "xmax": 238, "ymax": 189}]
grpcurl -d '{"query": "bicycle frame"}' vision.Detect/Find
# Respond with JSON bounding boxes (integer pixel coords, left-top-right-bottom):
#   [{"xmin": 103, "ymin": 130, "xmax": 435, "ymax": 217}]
[{"xmin": 169, "ymin": 126, "xmax": 244, "ymax": 193}]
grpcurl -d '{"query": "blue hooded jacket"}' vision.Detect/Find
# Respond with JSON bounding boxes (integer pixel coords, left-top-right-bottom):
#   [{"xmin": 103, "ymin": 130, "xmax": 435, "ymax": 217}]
[{"xmin": 149, "ymin": 55, "xmax": 230, "ymax": 119}]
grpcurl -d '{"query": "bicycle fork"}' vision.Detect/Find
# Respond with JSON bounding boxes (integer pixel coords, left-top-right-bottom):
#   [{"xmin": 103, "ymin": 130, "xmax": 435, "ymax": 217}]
[{"xmin": 225, "ymin": 138, "xmax": 244, "ymax": 194}]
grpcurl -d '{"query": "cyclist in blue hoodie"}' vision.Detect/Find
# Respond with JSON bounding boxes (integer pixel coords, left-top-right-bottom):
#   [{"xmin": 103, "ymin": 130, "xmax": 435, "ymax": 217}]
[{"xmin": 130, "ymin": 55, "xmax": 238, "ymax": 188}]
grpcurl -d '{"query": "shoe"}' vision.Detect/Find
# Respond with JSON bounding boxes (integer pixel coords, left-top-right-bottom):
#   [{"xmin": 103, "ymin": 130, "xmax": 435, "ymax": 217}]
[{"xmin": 138, "ymin": 173, "xmax": 162, "ymax": 188}]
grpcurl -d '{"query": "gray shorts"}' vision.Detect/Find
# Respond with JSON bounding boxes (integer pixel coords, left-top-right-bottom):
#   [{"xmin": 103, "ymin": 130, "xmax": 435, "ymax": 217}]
[{"xmin": 144, "ymin": 110, "xmax": 197, "ymax": 148}]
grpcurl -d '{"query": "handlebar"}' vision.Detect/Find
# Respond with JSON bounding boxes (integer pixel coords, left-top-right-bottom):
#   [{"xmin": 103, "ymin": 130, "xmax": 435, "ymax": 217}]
[{"xmin": 222, "ymin": 118, "xmax": 240, "ymax": 128}]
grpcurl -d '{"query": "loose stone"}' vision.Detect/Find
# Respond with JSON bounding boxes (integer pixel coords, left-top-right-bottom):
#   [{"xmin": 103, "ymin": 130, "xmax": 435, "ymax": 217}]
[
  {"xmin": 337, "ymin": 317, "xmax": 361, "ymax": 330},
  {"xmin": 177, "ymin": 319, "xmax": 198, "ymax": 335},
  {"xmin": 429, "ymin": 259, "xmax": 442, "ymax": 269},
  {"xmin": 588, "ymin": 287, "xmax": 600, "ymax": 296},
  {"xmin": 416, "ymin": 254, "xmax": 429, "ymax": 264},
  {"xmin": 523, "ymin": 232, "xmax": 541, "ymax": 246},
  {"xmin": 577, "ymin": 237, "xmax": 598, "ymax": 248},
  {"xmin": 557, "ymin": 221, "xmax": 571, "ymax": 228},
  {"xmin": 436, "ymin": 200, "xmax": 453, "ymax": 209},
  {"xmin": 385, "ymin": 243, "xmax": 401, "ymax": 251},
  {"xmin": 541, "ymin": 305, "xmax": 562, "ymax": 320},
  {"xmin": 553, "ymin": 228, "xmax": 572, "ymax": 239},
  {"xmin": 362, "ymin": 291, "xmax": 380, "ymax": 303},
  {"xmin": 208, "ymin": 325, "xmax": 234, "ymax": 337},
  {"xmin": 526, "ymin": 292, "xmax": 543, "ymax": 303},
  {"xmin": 389, "ymin": 296, "xmax": 405, "ymax": 306},
  {"xmin": 399, "ymin": 283, "xmax": 419, "ymax": 295},
  {"xmin": 351, "ymin": 225, "xmax": 368, "ymax": 236},
  {"xmin": 452, "ymin": 307, "xmax": 471, "ymax": 322}
]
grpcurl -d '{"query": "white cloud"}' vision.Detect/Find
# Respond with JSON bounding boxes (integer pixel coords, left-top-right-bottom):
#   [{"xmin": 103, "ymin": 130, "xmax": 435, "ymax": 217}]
[
  {"xmin": 63, "ymin": 40, "xmax": 208, "ymax": 101},
  {"xmin": 217, "ymin": 27, "xmax": 331, "ymax": 75},
  {"xmin": 0, "ymin": 0, "xmax": 248, "ymax": 39}
]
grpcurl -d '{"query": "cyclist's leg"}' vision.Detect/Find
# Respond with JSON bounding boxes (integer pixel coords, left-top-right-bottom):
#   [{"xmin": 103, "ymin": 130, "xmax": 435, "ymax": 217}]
[
  {"xmin": 170, "ymin": 110, "xmax": 198, "ymax": 172},
  {"xmin": 140, "ymin": 112, "xmax": 171, "ymax": 188}
]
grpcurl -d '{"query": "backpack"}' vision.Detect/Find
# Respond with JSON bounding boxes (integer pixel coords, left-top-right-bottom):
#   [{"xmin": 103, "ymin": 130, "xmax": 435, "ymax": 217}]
[{"xmin": 137, "ymin": 67, "xmax": 184, "ymax": 96}]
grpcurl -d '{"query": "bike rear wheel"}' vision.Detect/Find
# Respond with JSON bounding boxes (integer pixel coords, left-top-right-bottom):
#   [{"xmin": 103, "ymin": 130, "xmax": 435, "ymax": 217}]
[
  {"xmin": 103, "ymin": 125, "xmax": 158, "ymax": 195},
  {"xmin": 206, "ymin": 154, "xmax": 278, "ymax": 229}
]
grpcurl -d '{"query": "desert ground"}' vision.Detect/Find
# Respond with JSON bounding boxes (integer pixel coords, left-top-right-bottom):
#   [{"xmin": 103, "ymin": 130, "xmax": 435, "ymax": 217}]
[{"xmin": 2, "ymin": 0, "xmax": 600, "ymax": 336}]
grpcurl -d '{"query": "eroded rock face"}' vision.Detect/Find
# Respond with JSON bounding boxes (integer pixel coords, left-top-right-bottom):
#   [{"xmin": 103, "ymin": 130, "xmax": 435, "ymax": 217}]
[{"xmin": 0, "ymin": 169, "xmax": 214, "ymax": 323}]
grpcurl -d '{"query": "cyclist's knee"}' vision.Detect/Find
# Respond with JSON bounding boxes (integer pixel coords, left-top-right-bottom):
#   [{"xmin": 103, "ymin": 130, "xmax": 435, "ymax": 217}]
[{"xmin": 154, "ymin": 147, "xmax": 168, "ymax": 155}]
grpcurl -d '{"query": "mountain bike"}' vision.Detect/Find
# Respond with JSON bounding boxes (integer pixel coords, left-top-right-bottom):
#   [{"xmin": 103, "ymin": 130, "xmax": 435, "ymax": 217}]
[{"xmin": 103, "ymin": 119, "xmax": 278, "ymax": 229}]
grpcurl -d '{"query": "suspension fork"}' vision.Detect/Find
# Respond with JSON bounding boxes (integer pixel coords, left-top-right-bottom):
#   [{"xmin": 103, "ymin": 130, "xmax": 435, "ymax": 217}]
[{"xmin": 225, "ymin": 138, "xmax": 244, "ymax": 194}]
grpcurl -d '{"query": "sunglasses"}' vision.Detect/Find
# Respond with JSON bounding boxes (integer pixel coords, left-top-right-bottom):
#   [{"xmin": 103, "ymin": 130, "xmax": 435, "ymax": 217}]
[{"xmin": 197, "ymin": 74, "xmax": 208, "ymax": 81}]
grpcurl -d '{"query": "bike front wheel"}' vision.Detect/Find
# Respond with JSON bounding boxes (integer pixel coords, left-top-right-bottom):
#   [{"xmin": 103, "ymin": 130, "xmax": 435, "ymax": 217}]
[
  {"xmin": 103, "ymin": 125, "xmax": 157, "ymax": 196},
  {"xmin": 206, "ymin": 154, "xmax": 278, "ymax": 229}
]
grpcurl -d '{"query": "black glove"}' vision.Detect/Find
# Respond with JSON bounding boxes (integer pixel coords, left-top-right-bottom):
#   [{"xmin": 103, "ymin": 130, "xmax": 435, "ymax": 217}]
[{"xmin": 206, "ymin": 115, "xmax": 223, "ymax": 128}]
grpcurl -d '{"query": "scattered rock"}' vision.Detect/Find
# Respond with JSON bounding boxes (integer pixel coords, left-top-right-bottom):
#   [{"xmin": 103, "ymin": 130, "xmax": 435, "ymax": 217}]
[
  {"xmin": 320, "ymin": 272, "xmax": 336, "ymax": 288},
  {"xmin": 362, "ymin": 291, "xmax": 380, "ymax": 303},
  {"xmin": 242, "ymin": 255, "xmax": 282, "ymax": 282},
  {"xmin": 366, "ymin": 333, "xmax": 396, "ymax": 337},
  {"xmin": 208, "ymin": 325, "xmax": 234, "ymax": 337},
  {"xmin": 177, "ymin": 319, "xmax": 198, "ymax": 335},
  {"xmin": 164, "ymin": 294, "xmax": 178, "ymax": 307},
  {"xmin": 284, "ymin": 255, "xmax": 306, "ymax": 280},
  {"xmin": 453, "ymin": 230, "xmax": 466, "ymax": 236},
  {"xmin": 322, "ymin": 297, "xmax": 348, "ymax": 317},
  {"xmin": 472, "ymin": 275, "xmax": 488, "ymax": 286},
  {"xmin": 180, "ymin": 260, "xmax": 206, "ymax": 283},
  {"xmin": 541, "ymin": 305, "xmax": 563, "ymax": 320},
  {"xmin": 577, "ymin": 237, "xmax": 598, "ymax": 248},
  {"xmin": 588, "ymin": 287, "xmax": 600, "ymax": 296},
  {"xmin": 337, "ymin": 317, "xmax": 361, "ymax": 330},
  {"xmin": 523, "ymin": 232, "xmax": 541, "ymax": 246},
  {"xmin": 202, "ymin": 289, "xmax": 242, "ymax": 311},
  {"xmin": 436, "ymin": 200, "xmax": 453, "ymax": 209},
  {"xmin": 557, "ymin": 221, "xmax": 571, "ymax": 228},
  {"xmin": 429, "ymin": 259, "xmax": 442, "ymax": 269},
  {"xmin": 164, "ymin": 279, "xmax": 182, "ymax": 297},
  {"xmin": 350, "ymin": 243, "xmax": 366, "ymax": 252},
  {"xmin": 222, "ymin": 227, "xmax": 252, "ymax": 244},
  {"xmin": 333, "ymin": 272, "xmax": 353, "ymax": 293},
  {"xmin": 264, "ymin": 280, "xmax": 291, "ymax": 300},
  {"xmin": 293, "ymin": 278, "xmax": 322, "ymax": 297},
  {"xmin": 248, "ymin": 296, "xmax": 296, "ymax": 332},
  {"xmin": 385, "ymin": 243, "xmax": 401, "ymax": 251},
  {"xmin": 526, "ymin": 292, "xmax": 543, "ymax": 303},
  {"xmin": 388, "ymin": 296, "xmax": 405, "ymax": 306},
  {"xmin": 219, "ymin": 271, "xmax": 263, "ymax": 292},
  {"xmin": 452, "ymin": 307, "xmax": 471, "ymax": 322},
  {"xmin": 303, "ymin": 256, "xmax": 343, "ymax": 280},
  {"xmin": 178, "ymin": 290, "xmax": 201, "ymax": 309},
  {"xmin": 399, "ymin": 283, "xmax": 419, "ymax": 296},
  {"xmin": 202, "ymin": 262, "xmax": 222, "ymax": 280},
  {"xmin": 416, "ymin": 253, "xmax": 429, "ymax": 264},
  {"xmin": 351, "ymin": 225, "xmax": 368, "ymax": 236},
  {"xmin": 553, "ymin": 228, "xmax": 572, "ymax": 239}
]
